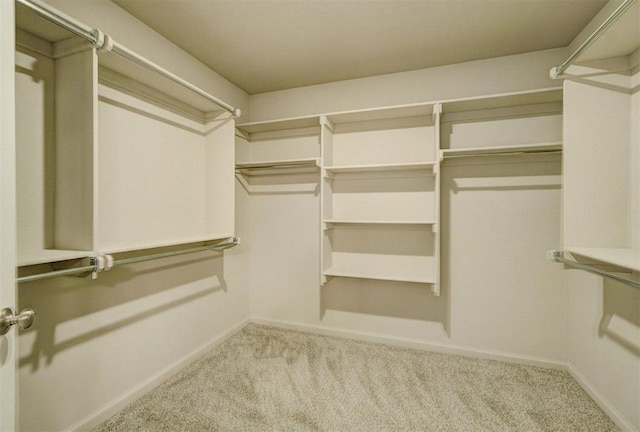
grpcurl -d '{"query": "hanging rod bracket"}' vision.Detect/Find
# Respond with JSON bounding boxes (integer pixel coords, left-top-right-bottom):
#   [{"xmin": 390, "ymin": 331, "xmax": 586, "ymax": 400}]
[
  {"xmin": 550, "ymin": 0, "xmax": 638, "ymax": 79},
  {"xmin": 548, "ymin": 249, "xmax": 640, "ymax": 290}
]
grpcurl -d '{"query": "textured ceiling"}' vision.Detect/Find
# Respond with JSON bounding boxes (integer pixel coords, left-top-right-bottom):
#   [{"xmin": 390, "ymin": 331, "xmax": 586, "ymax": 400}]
[{"xmin": 111, "ymin": 0, "xmax": 607, "ymax": 95}]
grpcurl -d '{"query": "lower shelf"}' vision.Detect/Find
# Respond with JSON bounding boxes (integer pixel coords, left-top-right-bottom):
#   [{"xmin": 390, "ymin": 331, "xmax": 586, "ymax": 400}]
[{"xmin": 323, "ymin": 266, "xmax": 435, "ymax": 284}]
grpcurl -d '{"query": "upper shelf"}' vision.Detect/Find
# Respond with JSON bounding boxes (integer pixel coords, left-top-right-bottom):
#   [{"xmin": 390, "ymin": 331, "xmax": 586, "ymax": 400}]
[
  {"xmin": 236, "ymin": 116, "xmax": 320, "ymax": 135},
  {"xmin": 441, "ymin": 88, "xmax": 563, "ymax": 115}
]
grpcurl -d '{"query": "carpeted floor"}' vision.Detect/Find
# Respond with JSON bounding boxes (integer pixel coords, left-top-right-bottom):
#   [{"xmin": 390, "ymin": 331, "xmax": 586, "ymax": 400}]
[{"xmin": 94, "ymin": 324, "xmax": 618, "ymax": 431}]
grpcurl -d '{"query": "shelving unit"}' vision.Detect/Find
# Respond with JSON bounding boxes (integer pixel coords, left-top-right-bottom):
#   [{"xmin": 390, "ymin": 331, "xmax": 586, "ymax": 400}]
[
  {"xmin": 235, "ymin": 117, "xmax": 322, "ymax": 177},
  {"xmin": 560, "ymin": 0, "xmax": 640, "ymax": 277},
  {"xmin": 15, "ymin": 0, "xmax": 237, "ymax": 268},
  {"xmin": 320, "ymin": 105, "xmax": 441, "ymax": 293},
  {"xmin": 236, "ymin": 88, "xmax": 565, "ymax": 298},
  {"xmin": 15, "ymin": 5, "xmax": 96, "ymax": 267}
]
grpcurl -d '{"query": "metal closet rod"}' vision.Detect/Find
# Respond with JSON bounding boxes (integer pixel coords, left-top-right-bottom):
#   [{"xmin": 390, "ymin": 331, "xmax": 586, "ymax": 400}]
[
  {"xmin": 550, "ymin": 0, "xmax": 637, "ymax": 79},
  {"xmin": 15, "ymin": 0, "xmax": 241, "ymax": 117},
  {"xmin": 17, "ymin": 237, "xmax": 240, "ymax": 284},
  {"xmin": 549, "ymin": 250, "xmax": 640, "ymax": 290}
]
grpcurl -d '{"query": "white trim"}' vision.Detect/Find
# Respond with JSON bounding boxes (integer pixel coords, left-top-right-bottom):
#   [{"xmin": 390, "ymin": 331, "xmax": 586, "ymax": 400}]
[
  {"xmin": 567, "ymin": 363, "xmax": 639, "ymax": 432},
  {"xmin": 250, "ymin": 317, "xmax": 568, "ymax": 371},
  {"xmin": 67, "ymin": 318, "xmax": 250, "ymax": 432}
]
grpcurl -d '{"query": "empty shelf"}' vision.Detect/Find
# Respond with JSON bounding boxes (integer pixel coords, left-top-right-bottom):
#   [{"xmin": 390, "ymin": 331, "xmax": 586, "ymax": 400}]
[
  {"xmin": 236, "ymin": 158, "xmax": 320, "ymax": 173},
  {"xmin": 323, "ymin": 266, "xmax": 435, "ymax": 284},
  {"xmin": 324, "ymin": 219, "xmax": 435, "ymax": 226},
  {"xmin": 441, "ymin": 142, "xmax": 562, "ymax": 159},
  {"xmin": 324, "ymin": 162, "xmax": 436, "ymax": 173}
]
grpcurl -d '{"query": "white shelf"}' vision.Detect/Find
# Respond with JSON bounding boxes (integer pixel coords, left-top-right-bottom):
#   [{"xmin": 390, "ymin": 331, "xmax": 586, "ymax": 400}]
[
  {"xmin": 441, "ymin": 142, "xmax": 562, "ymax": 159},
  {"xmin": 326, "ymin": 103, "xmax": 434, "ymax": 125},
  {"xmin": 441, "ymin": 88, "xmax": 563, "ymax": 114},
  {"xmin": 324, "ymin": 162, "xmax": 436, "ymax": 173},
  {"xmin": 567, "ymin": 247, "xmax": 640, "ymax": 273},
  {"xmin": 324, "ymin": 219, "xmax": 435, "ymax": 226},
  {"xmin": 18, "ymin": 249, "xmax": 93, "ymax": 267},
  {"xmin": 323, "ymin": 266, "xmax": 435, "ymax": 284},
  {"xmin": 236, "ymin": 158, "xmax": 320, "ymax": 171},
  {"xmin": 236, "ymin": 116, "xmax": 320, "ymax": 134}
]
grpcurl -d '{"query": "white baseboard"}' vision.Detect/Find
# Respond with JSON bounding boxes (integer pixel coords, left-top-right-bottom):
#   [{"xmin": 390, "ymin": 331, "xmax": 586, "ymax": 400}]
[
  {"xmin": 67, "ymin": 318, "xmax": 251, "ymax": 432},
  {"xmin": 567, "ymin": 363, "xmax": 638, "ymax": 432},
  {"xmin": 250, "ymin": 317, "xmax": 568, "ymax": 371}
]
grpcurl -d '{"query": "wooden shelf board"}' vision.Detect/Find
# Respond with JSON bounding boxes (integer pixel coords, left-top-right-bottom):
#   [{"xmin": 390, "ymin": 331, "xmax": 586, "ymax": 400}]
[
  {"xmin": 324, "ymin": 162, "xmax": 436, "ymax": 173},
  {"xmin": 441, "ymin": 142, "xmax": 562, "ymax": 158},
  {"xmin": 566, "ymin": 247, "xmax": 640, "ymax": 273},
  {"xmin": 236, "ymin": 116, "xmax": 320, "ymax": 134},
  {"xmin": 324, "ymin": 219, "xmax": 435, "ymax": 226},
  {"xmin": 326, "ymin": 103, "xmax": 434, "ymax": 125},
  {"xmin": 235, "ymin": 158, "xmax": 320, "ymax": 170},
  {"xmin": 441, "ymin": 88, "xmax": 563, "ymax": 114},
  {"xmin": 18, "ymin": 249, "xmax": 93, "ymax": 267},
  {"xmin": 323, "ymin": 266, "xmax": 435, "ymax": 284}
]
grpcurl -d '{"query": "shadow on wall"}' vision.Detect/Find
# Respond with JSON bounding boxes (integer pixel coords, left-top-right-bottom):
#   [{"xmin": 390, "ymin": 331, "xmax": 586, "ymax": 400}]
[
  {"xmin": 599, "ymin": 275, "xmax": 640, "ymax": 357},
  {"xmin": 17, "ymin": 250, "xmax": 228, "ymax": 371},
  {"xmin": 321, "ymin": 278, "xmax": 448, "ymax": 327}
]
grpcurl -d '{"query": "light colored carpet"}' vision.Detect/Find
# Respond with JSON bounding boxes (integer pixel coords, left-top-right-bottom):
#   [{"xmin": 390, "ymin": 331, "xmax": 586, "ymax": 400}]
[{"xmin": 94, "ymin": 324, "xmax": 618, "ymax": 431}]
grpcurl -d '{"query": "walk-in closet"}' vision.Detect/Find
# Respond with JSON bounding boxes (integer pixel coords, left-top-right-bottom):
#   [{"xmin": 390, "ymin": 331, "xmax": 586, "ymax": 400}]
[{"xmin": 0, "ymin": 0, "xmax": 638, "ymax": 431}]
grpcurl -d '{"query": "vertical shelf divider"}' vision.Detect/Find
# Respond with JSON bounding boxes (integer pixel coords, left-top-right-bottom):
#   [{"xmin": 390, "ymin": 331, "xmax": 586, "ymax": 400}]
[
  {"xmin": 433, "ymin": 103, "xmax": 442, "ymax": 296},
  {"xmin": 320, "ymin": 115, "xmax": 333, "ymax": 286}
]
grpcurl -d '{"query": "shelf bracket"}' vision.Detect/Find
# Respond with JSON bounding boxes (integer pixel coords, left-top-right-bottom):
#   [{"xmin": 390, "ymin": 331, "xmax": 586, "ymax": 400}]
[{"xmin": 320, "ymin": 115, "xmax": 334, "ymax": 133}]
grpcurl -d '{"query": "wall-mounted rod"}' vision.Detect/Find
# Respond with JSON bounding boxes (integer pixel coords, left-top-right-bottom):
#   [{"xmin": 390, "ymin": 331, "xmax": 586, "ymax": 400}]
[
  {"xmin": 15, "ymin": 0, "xmax": 240, "ymax": 117},
  {"xmin": 550, "ymin": 0, "xmax": 637, "ymax": 79},
  {"xmin": 17, "ymin": 260, "xmax": 98, "ymax": 284},
  {"xmin": 549, "ymin": 250, "xmax": 640, "ymax": 289},
  {"xmin": 113, "ymin": 237, "xmax": 239, "ymax": 266},
  {"xmin": 109, "ymin": 42, "xmax": 241, "ymax": 117},
  {"xmin": 17, "ymin": 238, "xmax": 239, "ymax": 284},
  {"xmin": 15, "ymin": 0, "xmax": 98, "ymax": 44}
]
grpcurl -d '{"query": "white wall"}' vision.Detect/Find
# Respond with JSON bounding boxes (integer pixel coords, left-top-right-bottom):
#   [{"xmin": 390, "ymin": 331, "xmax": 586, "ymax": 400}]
[
  {"xmin": 247, "ymin": 50, "xmax": 569, "ymax": 366},
  {"xmin": 249, "ymin": 48, "xmax": 567, "ymax": 122},
  {"xmin": 16, "ymin": 1, "xmax": 251, "ymax": 431}
]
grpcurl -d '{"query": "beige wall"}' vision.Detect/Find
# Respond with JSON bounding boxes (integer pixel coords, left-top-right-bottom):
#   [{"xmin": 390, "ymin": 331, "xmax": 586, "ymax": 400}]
[{"xmin": 249, "ymin": 48, "xmax": 567, "ymax": 122}]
